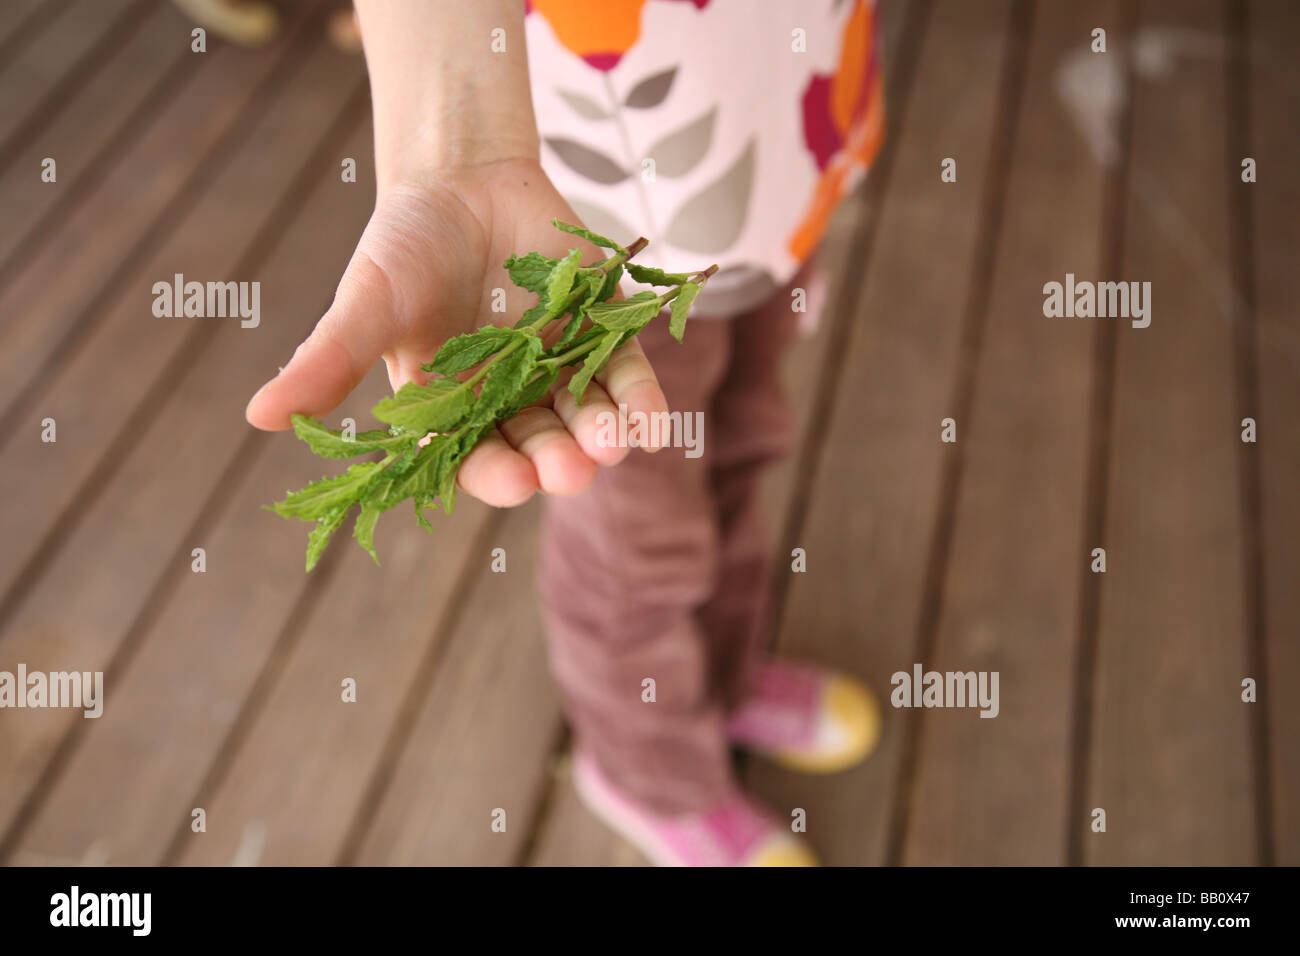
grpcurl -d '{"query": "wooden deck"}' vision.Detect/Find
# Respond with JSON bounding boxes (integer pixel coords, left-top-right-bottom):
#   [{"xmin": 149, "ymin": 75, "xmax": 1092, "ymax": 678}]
[{"xmin": 0, "ymin": 0, "xmax": 1295, "ymax": 866}]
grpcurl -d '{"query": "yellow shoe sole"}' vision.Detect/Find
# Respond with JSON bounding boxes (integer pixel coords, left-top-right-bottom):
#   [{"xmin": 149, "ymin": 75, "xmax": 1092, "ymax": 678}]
[{"xmin": 767, "ymin": 675, "xmax": 882, "ymax": 774}]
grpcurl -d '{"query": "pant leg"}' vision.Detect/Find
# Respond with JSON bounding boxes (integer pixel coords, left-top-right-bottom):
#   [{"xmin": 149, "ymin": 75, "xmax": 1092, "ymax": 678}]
[
  {"xmin": 539, "ymin": 315, "xmax": 735, "ymax": 815},
  {"xmin": 698, "ymin": 262, "xmax": 811, "ymax": 710}
]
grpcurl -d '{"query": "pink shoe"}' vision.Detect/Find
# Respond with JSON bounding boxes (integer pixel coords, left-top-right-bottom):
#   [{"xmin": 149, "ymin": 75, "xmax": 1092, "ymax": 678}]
[
  {"xmin": 727, "ymin": 660, "xmax": 882, "ymax": 773},
  {"xmin": 571, "ymin": 751, "xmax": 816, "ymax": 867}
]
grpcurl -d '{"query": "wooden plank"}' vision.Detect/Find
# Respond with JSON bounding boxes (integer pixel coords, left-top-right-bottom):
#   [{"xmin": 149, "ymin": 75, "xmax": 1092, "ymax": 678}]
[
  {"xmin": 742, "ymin": 0, "xmax": 1015, "ymax": 866},
  {"xmin": 529, "ymin": 761, "xmax": 648, "ymax": 866},
  {"xmin": 758, "ymin": 197, "xmax": 870, "ymax": 530},
  {"xmin": 9, "ymin": 405, "xmax": 492, "ymax": 864},
  {"xmin": 0, "ymin": 1, "xmax": 191, "ymax": 266},
  {"xmin": 0, "ymin": 0, "xmax": 55, "ymax": 54},
  {"xmin": 762, "ymin": 0, "xmax": 919, "ymax": 533},
  {"xmin": 0, "ymin": 1, "xmax": 317, "ymax": 418},
  {"xmin": 1247, "ymin": 0, "xmax": 1300, "ymax": 864},
  {"xmin": 351, "ymin": 504, "xmax": 560, "ymax": 866},
  {"xmin": 172, "ymin": 508, "xmax": 493, "ymax": 866},
  {"xmin": 0, "ymin": 46, "xmax": 367, "ymax": 847},
  {"xmin": 901, "ymin": 0, "xmax": 1111, "ymax": 865},
  {"xmin": 0, "ymin": 0, "xmax": 139, "ymax": 152},
  {"xmin": 7, "ymin": 361, "xmax": 386, "ymax": 866},
  {"xmin": 1085, "ymin": 0, "xmax": 1254, "ymax": 864},
  {"xmin": 0, "ymin": 5, "xmax": 325, "ymax": 602}
]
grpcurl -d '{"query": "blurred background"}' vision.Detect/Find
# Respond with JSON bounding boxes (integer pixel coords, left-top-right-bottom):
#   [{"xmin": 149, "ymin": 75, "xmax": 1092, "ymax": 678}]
[{"xmin": 0, "ymin": 0, "xmax": 1294, "ymax": 866}]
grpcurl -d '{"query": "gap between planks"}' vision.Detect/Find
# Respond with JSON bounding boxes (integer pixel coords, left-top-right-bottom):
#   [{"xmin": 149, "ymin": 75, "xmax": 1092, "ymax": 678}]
[
  {"xmin": 331, "ymin": 509, "xmax": 511, "ymax": 866},
  {"xmin": 882, "ymin": 0, "xmax": 1036, "ymax": 867},
  {"xmin": 0, "ymin": 0, "xmax": 326, "ymax": 431},
  {"xmin": 0, "ymin": 87, "xmax": 371, "ymax": 862},
  {"xmin": 0, "ymin": 20, "xmax": 361, "ymax": 634},
  {"xmin": 1062, "ymin": 0, "xmax": 1137, "ymax": 869},
  {"xmin": 0, "ymin": 0, "xmax": 162, "ymax": 179},
  {"xmin": 0, "ymin": 0, "xmax": 77, "ymax": 72},
  {"xmin": 0, "ymin": 6, "xmax": 209, "ymax": 298},
  {"xmin": 1223, "ymin": 0, "xmax": 1272, "ymax": 866}
]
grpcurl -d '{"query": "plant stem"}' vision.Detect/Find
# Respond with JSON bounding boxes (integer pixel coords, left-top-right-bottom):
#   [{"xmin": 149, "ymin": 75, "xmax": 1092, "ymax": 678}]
[
  {"xmin": 538, "ymin": 334, "xmax": 605, "ymax": 372},
  {"xmin": 530, "ymin": 263, "xmax": 719, "ymax": 382},
  {"xmin": 434, "ymin": 245, "xmax": 713, "ymax": 413},
  {"xmin": 452, "ymin": 237, "xmax": 655, "ymax": 393}
]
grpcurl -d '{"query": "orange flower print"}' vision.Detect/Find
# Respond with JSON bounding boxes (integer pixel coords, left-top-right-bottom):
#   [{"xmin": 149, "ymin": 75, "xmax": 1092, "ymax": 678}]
[
  {"xmin": 789, "ymin": 0, "xmax": 884, "ymax": 262},
  {"xmin": 529, "ymin": 0, "xmax": 646, "ymax": 71},
  {"xmin": 527, "ymin": 0, "xmax": 710, "ymax": 71}
]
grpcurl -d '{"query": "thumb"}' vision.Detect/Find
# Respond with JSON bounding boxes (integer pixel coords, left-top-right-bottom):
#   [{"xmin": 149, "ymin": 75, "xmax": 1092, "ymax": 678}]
[{"xmin": 245, "ymin": 251, "xmax": 399, "ymax": 431}]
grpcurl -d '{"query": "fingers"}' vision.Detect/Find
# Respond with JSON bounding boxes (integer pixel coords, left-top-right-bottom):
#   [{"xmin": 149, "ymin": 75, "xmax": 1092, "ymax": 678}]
[
  {"xmin": 456, "ymin": 334, "xmax": 672, "ymax": 505},
  {"xmin": 497, "ymin": 405, "xmax": 597, "ymax": 494},
  {"xmin": 594, "ymin": 336, "xmax": 669, "ymax": 451},
  {"xmin": 245, "ymin": 250, "xmax": 400, "ymax": 431},
  {"xmin": 456, "ymin": 394, "xmax": 618, "ymax": 505},
  {"xmin": 455, "ymin": 428, "xmax": 538, "ymax": 507},
  {"xmin": 551, "ymin": 377, "xmax": 630, "ymax": 467}
]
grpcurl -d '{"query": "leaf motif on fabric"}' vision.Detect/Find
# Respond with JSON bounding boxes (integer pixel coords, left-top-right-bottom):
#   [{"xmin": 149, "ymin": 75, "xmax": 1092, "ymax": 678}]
[
  {"xmin": 645, "ymin": 108, "xmax": 715, "ymax": 178},
  {"xmin": 544, "ymin": 137, "xmax": 628, "ymax": 184},
  {"xmin": 557, "ymin": 88, "xmax": 612, "ymax": 119},
  {"xmin": 664, "ymin": 140, "xmax": 755, "ymax": 253},
  {"xmin": 623, "ymin": 67, "xmax": 677, "ymax": 108}
]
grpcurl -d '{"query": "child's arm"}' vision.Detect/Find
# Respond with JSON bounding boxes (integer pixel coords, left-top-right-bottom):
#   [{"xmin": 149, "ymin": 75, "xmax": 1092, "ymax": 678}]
[
  {"xmin": 245, "ymin": 0, "xmax": 668, "ymax": 507},
  {"xmin": 358, "ymin": 0, "xmax": 539, "ymax": 185}
]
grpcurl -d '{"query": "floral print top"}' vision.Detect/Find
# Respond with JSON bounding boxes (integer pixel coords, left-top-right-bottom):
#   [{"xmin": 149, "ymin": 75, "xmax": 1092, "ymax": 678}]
[{"xmin": 524, "ymin": 0, "xmax": 884, "ymax": 316}]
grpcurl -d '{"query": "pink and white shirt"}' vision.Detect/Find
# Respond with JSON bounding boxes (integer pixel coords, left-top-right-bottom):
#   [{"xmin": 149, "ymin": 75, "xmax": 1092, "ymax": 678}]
[{"xmin": 525, "ymin": 0, "xmax": 884, "ymax": 316}]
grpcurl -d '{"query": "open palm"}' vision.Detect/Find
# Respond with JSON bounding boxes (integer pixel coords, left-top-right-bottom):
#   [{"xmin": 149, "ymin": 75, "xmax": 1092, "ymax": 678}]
[{"xmin": 246, "ymin": 159, "xmax": 668, "ymax": 506}]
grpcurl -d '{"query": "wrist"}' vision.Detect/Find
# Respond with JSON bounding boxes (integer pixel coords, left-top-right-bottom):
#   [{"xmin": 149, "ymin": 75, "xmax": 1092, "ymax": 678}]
[
  {"xmin": 372, "ymin": 107, "xmax": 539, "ymax": 195},
  {"xmin": 354, "ymin": 0, "xmax": 540, "ymax": 194}
]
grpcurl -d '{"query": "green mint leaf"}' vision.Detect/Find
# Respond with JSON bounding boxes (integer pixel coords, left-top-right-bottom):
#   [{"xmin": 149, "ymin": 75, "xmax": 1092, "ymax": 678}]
[
  {"xmin": 387, "ymin": 435, "xmax": 454, "ymax": 500},
  {"xmin": 669, "ymin": 281, "xmax": 700, "ymax": 342},
  {"xmin": 514, "ymin": 298, "xmax": 550, "ymax": 329},
  {"xmin": 504, "ymin": 251, "xmax": 558, "ymax": 293},
  {"xmin": 437, "ymin": 454, "xmax": 460, "ymax": 514},
  {"xmin": 551, "ymin": 273, "xmax": 602, "ymax": 349},
  {"xmin": 625, "ymin": 263, "xmax": 693, "ymax": 286},
  {"xmin": 505, "ymin": 367, "xmax": 559, "ymax": 417},
  {"xmin": 372, "ymin": 378, "xmax": 474, "ymax": 433},
  {"xmin": 290, "ymin": 414, "xmax": 412, "ymax": 458},
  {"xmin": 580, "ymin": 269, "xmax": 607, "ymax": 306},
  {"xmin": 424, "ymin": 326, "xmax": 516, "ymax": 374},
  {"xmin": 305, "ymin": 505, "xmax": 350, "ymax": 571},
  {"xmin": 413, "ymin": 494, "xmax": 435, "ymax": 532},
  {"xmin": 547, "ymin": 325, "xmax": 603, "ymax": 365},
  {"xmin": 553, "ymin": 311, "xmax": 588, "ymax": 350},
  {"xmin": 469, "ymin": 333, "xmax": 544, "ymax": 426},
  {"xmin": 587, "ymin": 291, "xmax": 662, "ymax": 332},
  {"xmin": 546, "ymin": 248, "xmax": 584, "ymax": 309},
  {"xmin": 353, "ymin": 503, "xmax": 382, "ymax": 564},
  {"xmin": 568, "ymin": 332, "xmax": 619, "ymax": 406},
  {"xmin": 597, "ymin": 262, "xmax": 623, "ymax": 302},
  {"xmin": 271, "ymin": 225, "xmax": 715, "ymax": 569},
  {"xmin": 271, "ymin": 462, "xmax": 383, "ymax": 520},
  {"xmin": 553, "ymin": 219, "xmax": 626, "ymax": 254}
]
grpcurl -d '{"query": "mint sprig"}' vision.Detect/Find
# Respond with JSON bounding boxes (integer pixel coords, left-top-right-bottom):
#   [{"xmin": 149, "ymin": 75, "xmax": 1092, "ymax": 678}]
[{"xmin": 269, "ymin": 221, "xmax": 717, "ymax": 570}]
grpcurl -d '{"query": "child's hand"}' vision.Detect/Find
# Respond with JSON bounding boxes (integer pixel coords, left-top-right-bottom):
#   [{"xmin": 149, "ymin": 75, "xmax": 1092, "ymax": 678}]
[{"xmin": 246, "ymin": 159, "xmax": 668, "ymax": 507}]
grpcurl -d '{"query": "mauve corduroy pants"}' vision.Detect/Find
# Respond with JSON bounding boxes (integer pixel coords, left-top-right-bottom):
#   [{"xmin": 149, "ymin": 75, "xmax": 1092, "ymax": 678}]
[{"xmin": 539, "ymin": 264, "xmax": 810, "ymax": 815}]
